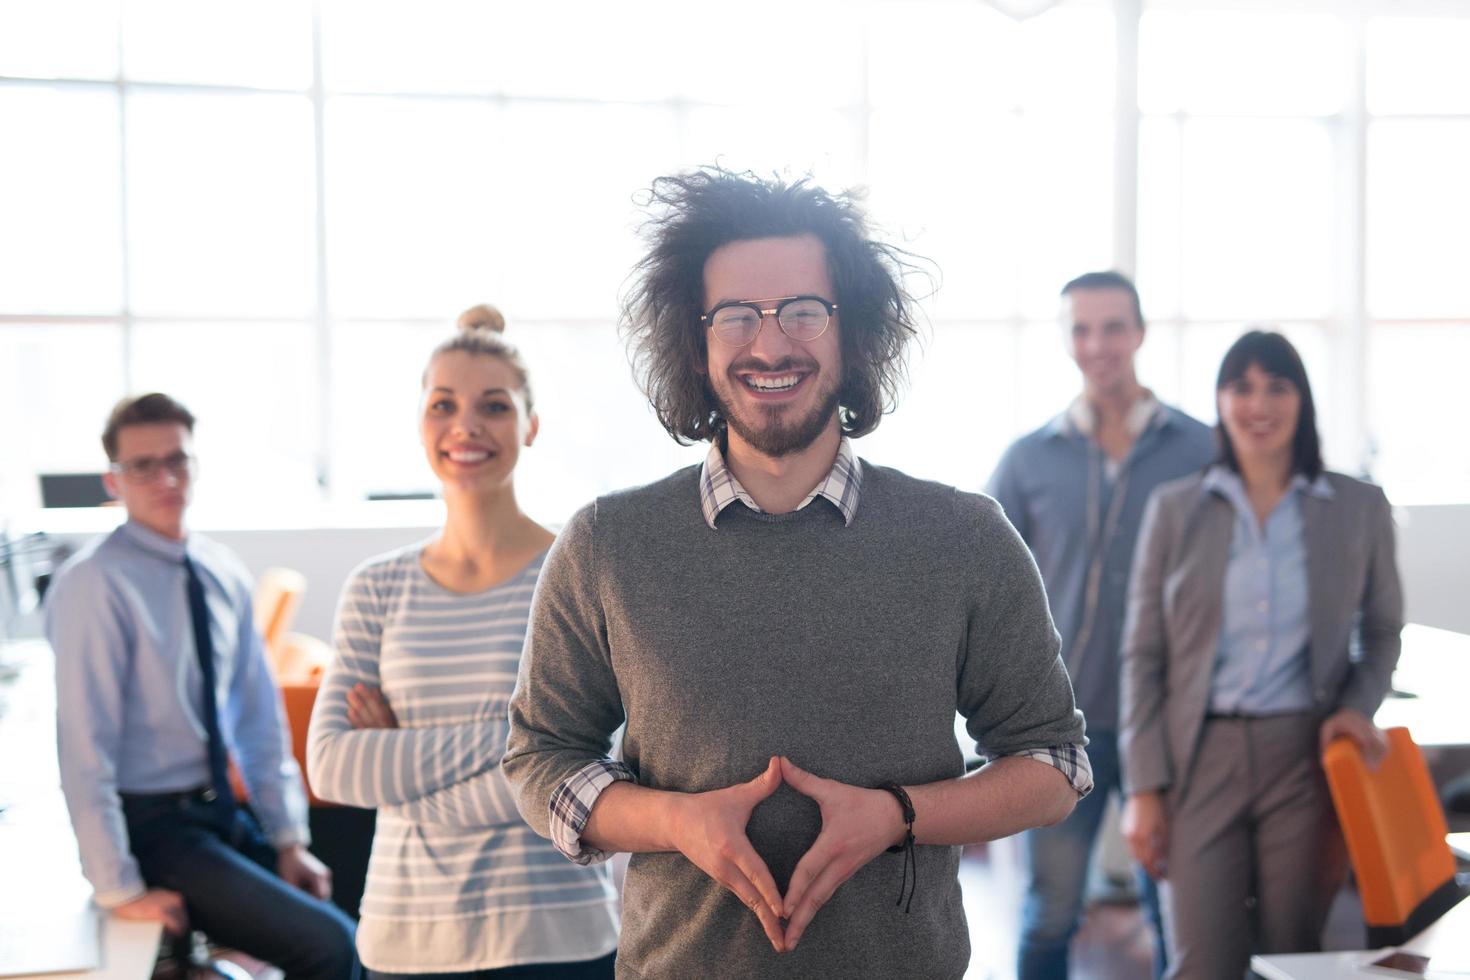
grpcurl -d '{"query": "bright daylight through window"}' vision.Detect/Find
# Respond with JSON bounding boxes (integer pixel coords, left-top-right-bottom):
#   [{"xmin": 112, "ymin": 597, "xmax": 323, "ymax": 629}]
[{"xmin": 1, "ymin": 0, "xmax": 1467, "ymax": 522}]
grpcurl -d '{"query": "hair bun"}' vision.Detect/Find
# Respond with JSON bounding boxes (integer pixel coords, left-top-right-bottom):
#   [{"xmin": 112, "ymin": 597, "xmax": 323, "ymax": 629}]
[{"xmin": 457, "ymin": 303, "xmax": 506, "ymax": 334}]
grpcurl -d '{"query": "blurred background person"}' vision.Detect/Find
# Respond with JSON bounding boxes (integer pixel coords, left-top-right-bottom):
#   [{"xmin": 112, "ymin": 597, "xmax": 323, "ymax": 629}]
[
  {"xmin": 48, "ymin": 392, "xmax": 357, "ymax": 978},
  {"xmin": 1120, "ymin": 330, "xmax": 1403, "ymax": 978},
  {"xmin": 989, "ymin": 270, "xmax": 1213, "ymax": 980}
]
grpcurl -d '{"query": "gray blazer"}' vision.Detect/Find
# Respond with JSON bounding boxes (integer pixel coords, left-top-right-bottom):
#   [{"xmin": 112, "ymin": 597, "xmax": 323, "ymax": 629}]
[{"xmin": 1119, "ymin": 470, "xmax": 1403, "ymax": 798}]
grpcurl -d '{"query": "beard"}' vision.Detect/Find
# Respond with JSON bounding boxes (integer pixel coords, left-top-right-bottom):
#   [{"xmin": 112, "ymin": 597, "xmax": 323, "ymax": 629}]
[{"xmin": 711, "ymin": 356, "xmax": 842, "ymax": 458}]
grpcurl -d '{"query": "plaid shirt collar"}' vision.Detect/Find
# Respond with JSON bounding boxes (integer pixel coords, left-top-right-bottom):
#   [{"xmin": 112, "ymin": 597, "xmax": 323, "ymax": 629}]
[{"xmin": 699, "ymin": 436, "xmax": 862, "ymax": 530}]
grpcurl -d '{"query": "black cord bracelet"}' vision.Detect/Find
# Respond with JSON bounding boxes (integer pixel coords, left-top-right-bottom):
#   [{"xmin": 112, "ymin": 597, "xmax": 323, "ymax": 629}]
[{"xmin": 878, "ymin": 783, "xmax": 917, "ymax": 913}]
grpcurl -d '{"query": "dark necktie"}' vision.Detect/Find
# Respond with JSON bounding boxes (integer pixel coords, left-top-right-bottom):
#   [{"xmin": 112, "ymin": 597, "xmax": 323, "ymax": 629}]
[{"xmin": 183, "ymin": 554, "xmax": 236, "ymax": 811}]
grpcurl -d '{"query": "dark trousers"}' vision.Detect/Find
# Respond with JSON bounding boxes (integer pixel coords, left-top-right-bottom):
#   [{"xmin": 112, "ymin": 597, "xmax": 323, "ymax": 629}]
[
  {"xmin": 366, "ymin": 951, "xmax": 616, "ymax": 980},
  {"xmin": 122, "ymin": 791, "xmax": 359, "ymax": 980},
  {"xmin": 1018, "ymin": 730, "xmax": 1168, "ymax": 980}
]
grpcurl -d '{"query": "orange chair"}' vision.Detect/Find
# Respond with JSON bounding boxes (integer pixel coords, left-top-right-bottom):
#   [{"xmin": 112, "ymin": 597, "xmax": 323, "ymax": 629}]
[
  {"xmin": 226, "ymin": 661, "xmax": 335, "ymax": 807},
  {"xmin": 1323, "ymin": 726, "xmax": 1468, "ymax": 946},
  {"xmin": 255, "ymin": 567, "xmax": 307, "ymax": 661},
  {"xmin": 249, "ymin": 567, "xmax": 335, "ymax": 805},
  {"xmin": 279, "ymin": 681, "xmax": 335, "ymax": 807}
]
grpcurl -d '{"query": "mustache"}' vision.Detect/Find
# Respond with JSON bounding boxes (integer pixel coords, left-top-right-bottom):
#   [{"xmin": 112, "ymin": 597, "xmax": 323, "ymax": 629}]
[{"xmin": 729, "ymin": 356, "xmax": 819, "ymax": 374}]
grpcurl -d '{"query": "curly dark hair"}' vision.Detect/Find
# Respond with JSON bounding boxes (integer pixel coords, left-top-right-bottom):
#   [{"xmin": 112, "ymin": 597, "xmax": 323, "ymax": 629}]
[{"xmin": 620, "ymin": 167, "xmax": 926, "ymax": 444}]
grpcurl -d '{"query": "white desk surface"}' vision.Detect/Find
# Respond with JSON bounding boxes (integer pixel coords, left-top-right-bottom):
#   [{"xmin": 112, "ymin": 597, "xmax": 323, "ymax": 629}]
[
  {"xmin": 2, "ymin": 919, "xmax": 162, "ymax": 980},
  {"xmin": 952, "ymin": 622, "xmax": 1470, "ymax": 761},
  {"xmin": 1374, "ymin": 624, "xmax": 1470, "ymax": 748},
  {"xmin": 1253, "ymin": 895, "xmax": 1470, "ymax": 979},
  {"xmin": 0, "ymin": 640, "xmax": 161, "ymax": 980}
]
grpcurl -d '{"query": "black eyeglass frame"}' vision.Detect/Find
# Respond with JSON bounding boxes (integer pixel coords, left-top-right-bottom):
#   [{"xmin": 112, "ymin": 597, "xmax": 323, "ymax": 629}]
[
  {"xmin": 699, "ymin": 294, "xmax": 839, "ymax": 347},
  {"xmin": 108, "ymin": 450, "xmax": 197, "ymax": 483}
]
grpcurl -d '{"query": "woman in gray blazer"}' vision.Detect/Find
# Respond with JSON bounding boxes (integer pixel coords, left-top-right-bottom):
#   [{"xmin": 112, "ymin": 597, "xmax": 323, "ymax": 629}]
[{"xmin": 1118, "ymin": 330, "xmax": 1403, "ymax": 979}]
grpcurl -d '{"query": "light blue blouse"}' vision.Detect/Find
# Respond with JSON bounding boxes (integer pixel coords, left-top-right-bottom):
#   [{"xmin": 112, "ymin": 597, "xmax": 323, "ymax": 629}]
[{"xmin": 1205, "ymin": 466, "xmax": 1334, "ymax": 715}]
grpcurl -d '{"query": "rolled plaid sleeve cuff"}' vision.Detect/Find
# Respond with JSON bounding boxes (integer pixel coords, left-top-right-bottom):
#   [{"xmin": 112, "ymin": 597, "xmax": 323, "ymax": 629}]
[
  {"xmin": 549, "ymin": 759, "xmax": 638, "ymax": 865},
  {"xmin": 1005, "ymin": 743, "xmax": 1093, "ymax": 798}
]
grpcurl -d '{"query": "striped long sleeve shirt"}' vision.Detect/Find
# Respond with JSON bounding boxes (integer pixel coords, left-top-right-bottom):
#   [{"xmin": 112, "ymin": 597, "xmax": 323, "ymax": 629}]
[{"xmin": 307, "ymin": 545, "xmax": 618, "ymax": 973}]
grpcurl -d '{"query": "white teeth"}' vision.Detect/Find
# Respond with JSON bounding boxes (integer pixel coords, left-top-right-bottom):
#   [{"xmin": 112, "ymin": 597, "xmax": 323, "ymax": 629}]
[
  {"xmin": 447, "ymin": 450, "xmax": 490, "ymax": 463},
  {"xmin": 744, "ymin": 374, "xmax": 801, "ymax": 391}
]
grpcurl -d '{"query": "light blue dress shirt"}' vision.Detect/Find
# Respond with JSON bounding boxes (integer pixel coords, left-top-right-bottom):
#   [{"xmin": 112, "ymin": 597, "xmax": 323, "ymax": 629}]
[
  {"xmin": 45, "ymin": 520, "xmax": 308, "ymax": 907},
  {"xmin": 987, "ymin": 400, "xmax": 1216, "ymax": 730},
  {"xmin": 1204, "ymin": 466, "xmax": 1333, "ymax": 715}
]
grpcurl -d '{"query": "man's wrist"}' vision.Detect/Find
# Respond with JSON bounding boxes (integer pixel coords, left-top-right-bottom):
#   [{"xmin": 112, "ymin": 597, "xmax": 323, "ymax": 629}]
[
  {"xmin": 95, "ymin": 884, "xmax": 149, "ymax": 910},
  {"xmin": 270, "ymin": 824, "xmax": 310, "ymax": 850},
  {"xmin": 875, "ymin": 785, "xmax": 913, "ymax": 849},
  {"xmin": 582, "ymin": 779, "xmax": 683, "ymax": 855},
  {"xmin": 648, "ymin": 785, "xmax": 688, "ymax": 853}
]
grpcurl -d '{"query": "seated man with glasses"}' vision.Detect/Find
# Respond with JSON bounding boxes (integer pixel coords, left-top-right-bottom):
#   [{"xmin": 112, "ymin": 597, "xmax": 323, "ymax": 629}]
[
  {"xmin": 504, "ymin": 168, "xmax": 1092, "ymax": 979},
  {"xmin": 45, "ymin": 392, "xmax": 357, "ymax": 979}
]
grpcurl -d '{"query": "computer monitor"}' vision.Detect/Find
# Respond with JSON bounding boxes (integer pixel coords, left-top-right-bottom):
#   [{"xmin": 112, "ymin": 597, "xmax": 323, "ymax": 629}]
[{"xmin": 37, "ymin": 473, "xmax": 109, "ymax": 509}]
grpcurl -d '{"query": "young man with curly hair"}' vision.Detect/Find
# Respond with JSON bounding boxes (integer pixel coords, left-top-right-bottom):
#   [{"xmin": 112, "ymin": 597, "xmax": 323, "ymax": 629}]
[{"xmin": 504, "ymin": 169, "xmax": 1092, "ymax": 979}]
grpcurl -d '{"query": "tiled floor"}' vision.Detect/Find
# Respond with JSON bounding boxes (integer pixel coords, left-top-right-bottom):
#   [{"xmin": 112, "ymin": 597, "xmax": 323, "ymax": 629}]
[
  {"xmin": 958, "ymin": 839, "xmax": 1373, "ymax": 980},
  {"xmin": 958, "ymin": 840, "xmax": 1154, "ymax": 980}
]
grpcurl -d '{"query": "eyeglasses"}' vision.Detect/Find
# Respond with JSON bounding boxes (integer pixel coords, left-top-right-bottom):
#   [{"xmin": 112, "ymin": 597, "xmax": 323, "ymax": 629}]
[
  {"xmin": 700, "ymin": 295, "xmax": 838, "ymax": 348},
  {"xmin": 110, "ymin": 450, "xmax": 196, "ymax": 483}
]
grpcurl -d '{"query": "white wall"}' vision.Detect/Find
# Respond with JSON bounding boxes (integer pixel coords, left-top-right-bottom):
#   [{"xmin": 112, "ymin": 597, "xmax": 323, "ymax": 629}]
[
  {"xmin": 213, "ymin": 526, "xmax": 435, "ymax": 640},
  {"xmin": 1396, "ymin": 503, "xmax": 1470, "ymax": 635},
  {"xmin": 31, "ymin": 502, "xmax": 1470, "ymax": 642},
  {"xmin": 37, "ymin": 521, "xmax": 433, "ymax": 641},
  {"xmin": 230, "ymin": 502, "xmax": 1470, "ymax": 641}
]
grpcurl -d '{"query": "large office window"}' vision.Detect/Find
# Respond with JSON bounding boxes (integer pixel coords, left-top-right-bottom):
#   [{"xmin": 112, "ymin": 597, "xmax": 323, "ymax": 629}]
[
  {"xmin": 1135, "ymin": 9, "xmax": 1343, "ymax": 459},
  {"xmin": 1363, "ymin": 15, "xmax": 1470, "ymax": 501},
  {"xmin": 2, "ymin": 0, "xmax": 1467, "ymax": 522}
]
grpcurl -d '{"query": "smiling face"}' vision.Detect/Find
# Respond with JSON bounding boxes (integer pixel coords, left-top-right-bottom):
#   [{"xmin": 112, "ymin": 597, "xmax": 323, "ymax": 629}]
[
  {"xmin": 420, "ymin": 349, "xmax": 538, "ymax": 495},
  {"xmin": 1218, "ymin": 362, "xmax": 1301, "ymax": 468},
  {"xmin": 1064, "ymin": 287, "xmax": 1145, "ymax": 397},
  {"xmin": 104, "ymin": 422, "xmax": 194, "ymax": 540},
  {"xmin": 702, "ymin": 234, "xmax": 842, "ymax": 460}
]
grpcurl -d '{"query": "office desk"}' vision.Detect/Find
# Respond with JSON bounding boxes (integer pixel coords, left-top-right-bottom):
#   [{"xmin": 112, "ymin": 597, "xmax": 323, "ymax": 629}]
[
  {"xmin": 0, "ymin": 639, "xmax": 161, "ymax": 979},
  {"xmin": 1253, "ymin": 893, "xmax": 1470, "ymax": 979},
  {"xmin": 1, "ymin": 917, "xmax": 161, "ymax": 980},
  {"xmin": 1374, "ymin": 624, "xmax": 1470, "ymax": 748}
]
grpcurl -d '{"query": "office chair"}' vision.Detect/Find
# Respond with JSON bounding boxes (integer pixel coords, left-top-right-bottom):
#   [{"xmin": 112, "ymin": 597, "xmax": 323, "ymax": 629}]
[
  {"xmin": 1323, "ymin": 726, "xmax": 1469, "ymax": 947},
  {"xmin": 153, "ymin": 933, "xmax": 255, "ymax": 980},
  {"xmin": 253, "ymin": 567, "xmax": 307, "ymax": 664},
  {"xmin": 250, "ymin": 567, "xmax": 374, "ymax": 915}
]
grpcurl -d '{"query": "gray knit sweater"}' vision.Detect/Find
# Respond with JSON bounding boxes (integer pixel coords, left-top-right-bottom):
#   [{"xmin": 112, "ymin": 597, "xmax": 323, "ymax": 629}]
[{"xmin": 504, "ymin": 461, "xmax": 1085, "ymax": 979}]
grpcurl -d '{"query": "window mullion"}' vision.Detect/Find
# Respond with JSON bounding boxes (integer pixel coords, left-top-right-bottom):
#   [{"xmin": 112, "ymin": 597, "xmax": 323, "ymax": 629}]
[
  {"xmin": 311, "ymin": 0, "xmax": 331, "ymax": 498},
  {"xmin": 1114, "ymin": 0, "xmax": 1142, "ymax": 276},
  {"xmin": 1337, "ymin": 10, "xmax": 1370, "ymax": 474}
]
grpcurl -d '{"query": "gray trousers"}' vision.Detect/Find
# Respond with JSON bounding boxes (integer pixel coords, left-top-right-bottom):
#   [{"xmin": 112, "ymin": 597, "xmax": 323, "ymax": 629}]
[{"xmin": 1161, "ymin": 713, "xmax": 1346, "ymax": 980}]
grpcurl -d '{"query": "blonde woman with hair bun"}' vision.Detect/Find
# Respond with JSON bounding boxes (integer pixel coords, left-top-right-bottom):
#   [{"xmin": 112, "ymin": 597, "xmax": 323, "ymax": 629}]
[{"xmin": 309, "ymin": 306, "xmax": 619, "ymax": 980}]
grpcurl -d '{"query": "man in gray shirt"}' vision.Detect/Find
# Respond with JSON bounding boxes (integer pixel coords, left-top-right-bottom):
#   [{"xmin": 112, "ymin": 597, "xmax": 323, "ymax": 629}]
[
  {"xmin": 986, "ymin": 272, "xmax": 1214, "ymax": 980},
  {"xmin": 503, "ymin": 169, "xmax": 1093, "ymax": 978}
]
